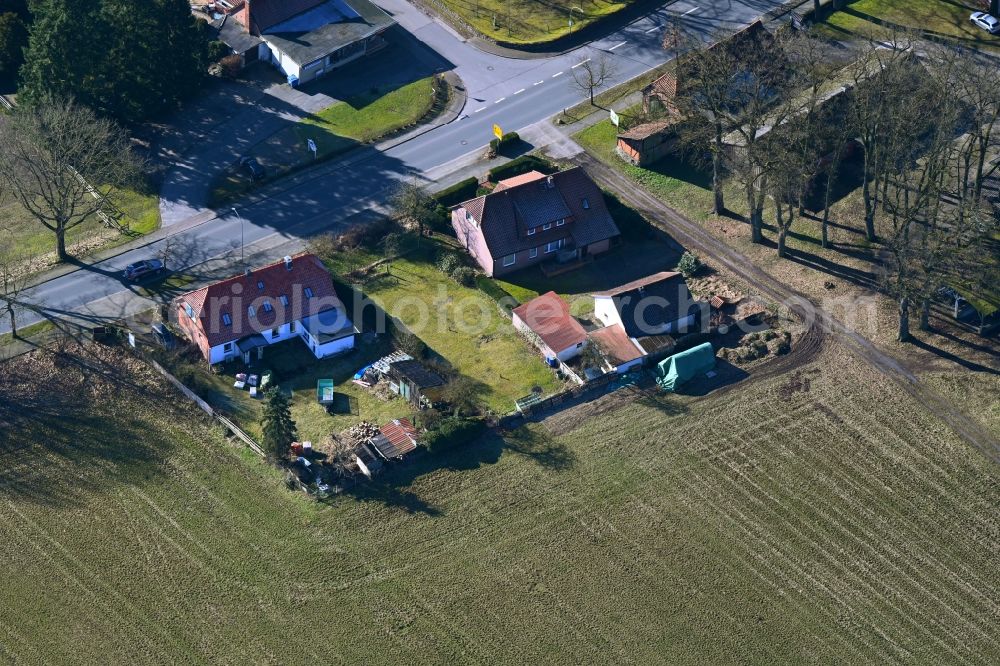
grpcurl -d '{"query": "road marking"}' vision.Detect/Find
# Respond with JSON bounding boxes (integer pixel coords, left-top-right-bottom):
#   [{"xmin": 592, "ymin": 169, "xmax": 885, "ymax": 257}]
[
  {"xmin": 552, "ymin": 71, "xmax": 564, "ymax": 77},
  {"xmin": 533, "ymin": 80, "xmax": 544, "ymax": 86},
  {"xmin": 514, "ymin": 88, "xmax": 525, "ymax": 95},
  {"xmin": 645, "ymin": 26, "xmax": 659, "ymax": 33},
  {"xmin": 572, "ymin": 58, "xmax": 591, "ymax": 68},
  {"xmin": 609, "ymin": 41, "xmax": 628, "ymax": 51},
  {"xmin": 474, "ymin": 106, "xmax": 486, "ymax": 113},
  {"xmin": 682, "ymin": 6, "xmax": 699, "ymax": 16},
  {"xmin": 495, "ymin": 97, "xmax": 506, "ymax": 103}
]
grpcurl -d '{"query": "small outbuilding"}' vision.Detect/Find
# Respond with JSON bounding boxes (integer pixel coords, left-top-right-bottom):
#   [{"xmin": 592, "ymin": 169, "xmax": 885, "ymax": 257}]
[
  {"xmin": 655, "ymin": 342, "xmax": 716, "ymax": 392},
  {"xmin": 386, "ymin": 359, "xmax": 445, "ymax": 408},
  {"xmin": 512, "ymin": 291, "xmax": 588, "ymax": 362},
  {"xmin": 369, "ymin": 418, "xmax": 420, "ymax": 461}
]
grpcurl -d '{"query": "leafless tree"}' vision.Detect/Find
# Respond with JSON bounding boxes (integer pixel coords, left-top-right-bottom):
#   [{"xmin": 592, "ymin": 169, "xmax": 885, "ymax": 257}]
[
  {"xmin": 0, "ymin": 96, "xmax": 143, "ymax": 262},
  {"xmin": 571, "ymin": 55, "xmax": 618, "ymax": 107},
  {"xmin": 389, "ymin": 178, "xmax": 437, "ymax": 246}
]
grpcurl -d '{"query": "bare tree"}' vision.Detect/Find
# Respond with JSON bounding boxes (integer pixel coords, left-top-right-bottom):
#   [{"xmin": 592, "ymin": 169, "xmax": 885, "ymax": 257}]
[
  {"xmin": 0, "ymin": 96, "xmax": 142, "ymax": 262},
  {"xmin": 571, "ymin": 55, "xmax": 618, "ymax": 107},
  {"xmin": 389, "ymin": 178, "xmax": 437, "ymax": 246}
]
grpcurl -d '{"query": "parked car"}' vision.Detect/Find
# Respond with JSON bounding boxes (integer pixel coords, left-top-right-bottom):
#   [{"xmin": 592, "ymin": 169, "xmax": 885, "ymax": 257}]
[
  {"xmin": 122, "ymin": 258, "xmax": 165, "ymax": 281},
  {"xmin": 151, "ymin": 322, "xmax": 175, "ymax": 349},
  {"xmin": 970, "ymin": 12, "xmax": 1000, "ymax": 34},
  {"xmin": 239, "ymin": 156, "xmax": 266, "ymax": 182}
]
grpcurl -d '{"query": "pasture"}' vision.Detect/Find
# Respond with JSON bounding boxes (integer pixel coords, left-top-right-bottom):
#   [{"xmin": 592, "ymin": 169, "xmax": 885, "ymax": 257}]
[{"xmin": 0, "ymin": 341, "xmax": 996, "ymax": 663}]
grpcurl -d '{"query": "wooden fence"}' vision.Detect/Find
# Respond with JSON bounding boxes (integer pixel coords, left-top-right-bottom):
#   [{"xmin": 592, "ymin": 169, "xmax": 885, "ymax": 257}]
[{"xmin": 148, "ymin": 358, "xmax": 266, "ymax": 458}]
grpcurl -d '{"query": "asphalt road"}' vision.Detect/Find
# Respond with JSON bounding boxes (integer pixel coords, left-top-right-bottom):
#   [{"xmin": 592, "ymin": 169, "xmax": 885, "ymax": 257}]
[{"xmin": 4, "ymin": 0, "xmax": 790, "ymax": 335}]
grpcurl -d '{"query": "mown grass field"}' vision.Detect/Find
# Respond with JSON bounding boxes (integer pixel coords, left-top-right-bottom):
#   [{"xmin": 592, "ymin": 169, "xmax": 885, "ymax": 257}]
[
  {"xmin": 211, "ymin": 77, "xmax": 438, "ymax": 204},
  {"xmin": 436, "ymin": 0, "xmax": 638, "ymax": 45},
  {"xmin": 1, "ymin": 336, "xmax": 996, "ymax": 663},
  {"xmin": 0, "ymin": 186, "xmax": 160, "ymax": 270}
]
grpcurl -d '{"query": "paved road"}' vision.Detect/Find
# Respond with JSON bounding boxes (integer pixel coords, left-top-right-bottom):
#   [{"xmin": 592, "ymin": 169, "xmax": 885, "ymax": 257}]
[{"xmin": 4, "ymin": 0, "xmax": 790, "ymax": 335}]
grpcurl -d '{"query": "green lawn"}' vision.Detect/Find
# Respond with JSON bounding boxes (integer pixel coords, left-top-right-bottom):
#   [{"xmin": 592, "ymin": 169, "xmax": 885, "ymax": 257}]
[
  {"xmin": 211, "ymin": 77, "xmax": 439, "ymax": 204},
  {"xmin": 0, "ymin": 185, "xmax": 159, "ymax": 269},
  {"xmin": 440, "ymin": 0, "xmax": 640, "ymax": 45},
  {"xmin": 2, "ymin": 336, "xmax": 996, "ymax": 663},
  {"xmin": 816, "ymin": 0, "xmax": 1000, "ymax": 52}
]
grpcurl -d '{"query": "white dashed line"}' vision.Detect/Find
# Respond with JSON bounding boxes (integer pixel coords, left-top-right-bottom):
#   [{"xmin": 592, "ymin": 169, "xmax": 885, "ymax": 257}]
[
  {"xmin": 514, "ymin": 88, "xmax": 525, "ymax": 95},
  {"xmin": 495, "ymin": 97, "xmax": 506, "ymax": 103},
  {"xmin": 682, "ymin": 6, "xmax": 699, "ymax": 15},
  {"xmin": 572, "ymin": 58, "xmax": 591, "ymax": 68},
  {"xmin": 608, "ymin": 41, "xmax": 627, "ymax": 51},
  {"xmin": 645, "ymin": 26, "xmax": 659, "ymax": 34},
  {"xmin": 533, "ymin": 80, "xmax": 544, "ymax": 86},
  {"xmin": 552, "ymin": 71, "xmax": 564, "ymax": 78},
  {"xmin": 474, "ymin": 106, "xmax": 486, "ymax": 113}
]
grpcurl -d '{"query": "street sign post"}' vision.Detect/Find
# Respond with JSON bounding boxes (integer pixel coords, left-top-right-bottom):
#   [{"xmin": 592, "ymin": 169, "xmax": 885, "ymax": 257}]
[
  {"xmin": 609, "ymin": 108, "xmax": 619, "ymax": 127},
  {"xmin": 493, "ymin": 123, "xmax": 503, "ymax": 140},
  {"xmin": 307, "ymin": 138, "xmax": 317, "ymax": 158}
]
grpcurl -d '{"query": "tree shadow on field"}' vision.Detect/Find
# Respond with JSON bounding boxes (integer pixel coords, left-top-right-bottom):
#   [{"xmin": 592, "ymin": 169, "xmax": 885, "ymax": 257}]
[
  {"xmin": 500, "ymin": 426, "xmax": 576, "ymax": 471},
  {"xmin": 0, "ymin": 348, "xmax": 178, "ymax": 508}
]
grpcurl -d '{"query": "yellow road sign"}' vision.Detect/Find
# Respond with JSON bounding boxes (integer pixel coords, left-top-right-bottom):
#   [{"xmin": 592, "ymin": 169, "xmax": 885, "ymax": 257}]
[{"xmin": 493, "ymin": 123, "xmax": 503, "ymax": 140}]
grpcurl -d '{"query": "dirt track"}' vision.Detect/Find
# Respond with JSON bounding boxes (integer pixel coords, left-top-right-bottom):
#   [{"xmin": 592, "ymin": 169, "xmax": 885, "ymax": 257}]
[{"xmin": 573, "ymin": 153, "xmax": 1000, "ymax": 464}]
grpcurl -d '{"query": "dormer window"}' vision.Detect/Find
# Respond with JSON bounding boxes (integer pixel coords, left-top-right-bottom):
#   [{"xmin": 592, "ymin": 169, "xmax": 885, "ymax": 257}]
[
  {"xmin": 262, "ymin": 301, "xmax": 274, "ymax": 313},
  {"xmin": 582, "ymin": 198, "xmax": 590, "ymax": 209},
  {"xmin": 527, "ymin": 227, "xmax": 536, "ymax": 236},
  {"xmin": 556, "ymin": 218, "xmax": 565, "ymax": 227},
  {"xmin": 279, "ymin": 294, "xmax": 289, "ymax": 306},
  {"xmin": 542, "ymin": 223, "xmax": 552, "ymax": 231},
  {"xmin": 304, "ymin": 287, "xmax": 314, "ymax": 299},
  {"xmin": 247, "ymin": 305, "xmax": 256, "ymax": 319},
  {"xmin": 256, "ymin": 280, "xmax": 264, "ymax": 290},
  {"xmin": 222, "ymin": 313, "xmax": 232, "ymax": 326}
]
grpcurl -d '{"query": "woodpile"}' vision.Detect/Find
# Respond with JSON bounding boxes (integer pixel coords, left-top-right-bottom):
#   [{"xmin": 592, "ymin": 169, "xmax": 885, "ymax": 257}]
[{"xmin": 342, "ymin": 421, "xmax": 380, "ymax": 445}]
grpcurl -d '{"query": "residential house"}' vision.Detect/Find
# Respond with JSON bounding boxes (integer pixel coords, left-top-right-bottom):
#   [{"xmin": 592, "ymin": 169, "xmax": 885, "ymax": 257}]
[
  {"xmin": 175, "ymin": 253, "xmax": 357, "ymax": 365},
  {"xmin": 386, "ymin": 359, "xmax": 445, "ymax": 408},
  {"xmin": 588, "ymin": 271, "xmax": 703, "ymax": 370},
  {"xmin": 512, "ymin": 291, "xmax": 588, "ymax": 362},
  {"xmin": 451, "ymin": 167, "xmax": 620, "ymax": 277},
  {"xmin": 208, "ymin": 0, "xmax": 394, "ymax": 85}
]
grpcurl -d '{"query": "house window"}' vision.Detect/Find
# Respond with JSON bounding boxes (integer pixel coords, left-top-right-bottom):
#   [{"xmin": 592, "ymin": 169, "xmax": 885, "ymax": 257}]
[
  {"xmin": 556, "ymin": 218, "xmax": 565, "ymax": 227},
  {"xmin": 184, "ymin": 303, "xmax": 194, "ymax": 320},
  {"xmin": 289, "ymin": 321, "xmax": 296, "ymax": 333},
  {"xmin": 542, "ymin": 223, "xmax": 552, "ymax": 231},
  {"xmin": 527, "ymin": 227, "xmax": 536, "ymax": 236},
  {"xmin": 503, "ymin": 254, "xmax": 516, "ymax": 267},
  {"xmin": 279, "ymin": 294, "xmax": 289, "ymax": 306},
  {"xmin": 223, "ymin": 342, "xmax": 234, "ymax": 353},
  {"xmin": 262, "ymin": 301, "xmax": 273, "ymax": 313},
  {"xmin": 256, "ymin": 280, "xmax": 264, "ymax": 290},
  {"xmin": 545, "ymin": 240, "xmax": 563, "ymax": 254},
  {"xmin": 304, "ymin": 287, "xmax": 314, "ymax": 299},
  {"xmin": 222, "ymin": 313, "xmax": 232, "ymax": 326},
  {"xmin": 529, "ymin": 247, "xmax": 538, "ymax": 258},
  {"xmin": 271, "ymin": 327, "xmax": 280, "ymax": 339},
  {"xmin": 247, "ymin": 305, "xmax": 256, "ymax": 319},
  {"xmin": 582, "ymin": 198, "xmax": 590, "ymax": 209}
]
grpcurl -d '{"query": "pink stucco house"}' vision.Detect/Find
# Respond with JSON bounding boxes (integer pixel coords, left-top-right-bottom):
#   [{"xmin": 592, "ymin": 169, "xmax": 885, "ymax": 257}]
[{"xmin": 450, "ymin": 167, "xmax": 620, "ymax": 277}]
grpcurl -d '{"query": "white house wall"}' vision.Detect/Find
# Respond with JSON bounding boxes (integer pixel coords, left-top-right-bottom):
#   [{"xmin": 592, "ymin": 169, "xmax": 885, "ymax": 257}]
[{"xmin": 593, "ymin": 296, "xmax": 620, "ymax": 328}]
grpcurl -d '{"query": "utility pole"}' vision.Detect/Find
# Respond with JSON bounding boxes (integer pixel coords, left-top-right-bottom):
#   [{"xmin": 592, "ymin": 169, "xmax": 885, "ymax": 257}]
[{"xmin": 232, "ymin": 207, "xmax": 245, "ymax": 271}]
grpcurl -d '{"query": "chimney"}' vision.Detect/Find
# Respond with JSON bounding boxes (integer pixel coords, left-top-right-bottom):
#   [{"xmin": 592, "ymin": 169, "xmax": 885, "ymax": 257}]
[{"xmin": 284, "ymin": 255, "xmax": 293, "ymax": 271}]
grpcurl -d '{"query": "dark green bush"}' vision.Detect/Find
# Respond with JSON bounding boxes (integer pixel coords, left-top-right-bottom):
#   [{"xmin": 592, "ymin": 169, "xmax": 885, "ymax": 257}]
[
  {"xmin": 433, "ymin": 177, "xmax": 479, "ymax": 207},
  {"xmin": 423, "ymin": 417, "xmax": 486, "ymax": 453},
  {"xmin": 487, "ymin": 154, "xmax": 556, "ymax": 182},
  {"xmin": 451, "ymin": 266, "xmax": 477, "ymax": 287},
  {"xmin": 488, "ymin": 131, "xmax": 520, "ymax": 156},
  {"xmin": 676, "ymin": 251, "xmax": 703, "ymax": 278},
  {"xmin": 437, "ymin": 253, "xmax": 462, "ymax": 275}
]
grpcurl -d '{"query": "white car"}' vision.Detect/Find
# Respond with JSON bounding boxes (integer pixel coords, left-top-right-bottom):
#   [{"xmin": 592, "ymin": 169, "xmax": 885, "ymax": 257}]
[{"xmin": 970, "ymin": 11, "xmax": 1000, "ymax": 34}]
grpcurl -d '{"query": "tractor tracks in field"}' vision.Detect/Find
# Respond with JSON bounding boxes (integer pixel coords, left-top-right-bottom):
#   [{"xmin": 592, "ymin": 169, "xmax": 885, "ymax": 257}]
[{"xmin": 572, "ymin": 153, "xmax": 1000, "ymax": 464}]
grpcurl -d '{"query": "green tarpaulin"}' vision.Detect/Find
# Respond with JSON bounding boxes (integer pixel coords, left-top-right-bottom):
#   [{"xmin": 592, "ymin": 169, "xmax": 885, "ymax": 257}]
[{"xmin": 655, "ymin": 342, "xmax": 716, "ymax": 392}]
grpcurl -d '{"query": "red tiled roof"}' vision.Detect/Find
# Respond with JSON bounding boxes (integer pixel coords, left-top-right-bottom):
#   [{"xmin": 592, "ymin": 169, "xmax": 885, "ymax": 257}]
[
  {"xmin": 494, "ymin": 170, "xmax": 547, "ymax": 191},
  {"xmin": 512, "ymin": 291, "xmax": 587, "ymax": 353},
  {"xmin": 589, "ymin": 324, "xmax": 643, "ymax": 365},
  {"xmin": 617, "ymin": 118, "xmax": 679, "ymax": 141},
  {"xmin": 372, "ymin": 418, "xmax": 419, "ymax": 459},
  {"xmin": 176, "ymin": 253, "xmax": 343, "ymax": 349}
]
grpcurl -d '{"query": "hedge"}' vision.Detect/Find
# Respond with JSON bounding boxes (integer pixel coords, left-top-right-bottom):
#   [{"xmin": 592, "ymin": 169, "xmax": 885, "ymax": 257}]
[
  {"xmin": 423, "ymin": 417, "xmax": 486, "ymax": 453},
  {"xmin": 488, "ymin": 131, "xmax": 520, "ymax": 155},
  {"xmin": 434, "ymin": 177, "xmax": 479, "ymax": 207},
  {"xmin": 487, "ymin": 154, "xmax": 557, "ymax": 182}
]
